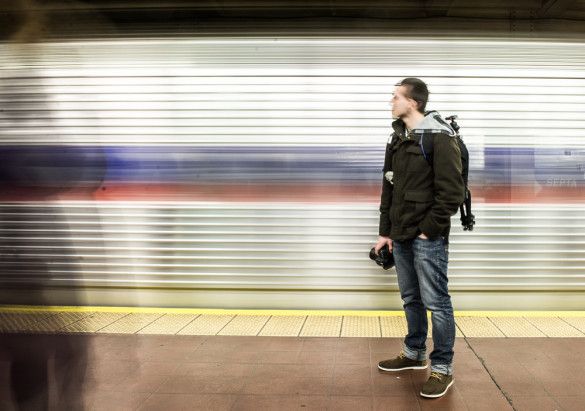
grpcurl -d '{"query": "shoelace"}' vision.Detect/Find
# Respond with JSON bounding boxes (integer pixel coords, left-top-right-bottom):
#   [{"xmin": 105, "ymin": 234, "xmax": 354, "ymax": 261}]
[
  {"xmin": 430, "ymin": 372, "xmax": 444, "ymax": 381},
  {"xmin": 398, "ymin": 351, "xmax": 406, "ymax": 359}
]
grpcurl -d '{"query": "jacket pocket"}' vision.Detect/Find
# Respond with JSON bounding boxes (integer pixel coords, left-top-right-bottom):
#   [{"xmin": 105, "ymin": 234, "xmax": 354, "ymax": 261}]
[
  {"xmin": 404, "ymin": 144, "xmax": 431, "ymax": 173},
  {"xmin": 405, "ymin": 145, "xmax": 422, "ymax": 154},
  {"xmin": 401, "ymin": 190, "xmax": 433, "ymax": 230},
  {"xmin": 404, "ymin": 190, "xmax": 433, "ymax": 203}
]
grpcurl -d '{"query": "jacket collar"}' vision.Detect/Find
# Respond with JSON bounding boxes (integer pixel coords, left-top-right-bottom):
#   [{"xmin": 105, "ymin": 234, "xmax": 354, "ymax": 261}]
[{"xmin": 392, "ymin": 110, "xmax": 455, "ymax": 139}]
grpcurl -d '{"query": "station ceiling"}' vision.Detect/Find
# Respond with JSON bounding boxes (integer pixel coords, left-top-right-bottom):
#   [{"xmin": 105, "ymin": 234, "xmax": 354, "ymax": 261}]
[{"xmin": 1, "ymin": 1, "xmax": 585, "ymax": 39}]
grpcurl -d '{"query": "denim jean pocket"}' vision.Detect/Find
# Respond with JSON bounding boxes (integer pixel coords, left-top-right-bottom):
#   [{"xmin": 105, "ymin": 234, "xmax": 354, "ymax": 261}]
[
  {"xmin": 414, "ymin": 236, "xmax": 441, "ymax": 245},
  {"xmin": 415, "ymin": 236, "xmax": 448, "ymax": 264}
]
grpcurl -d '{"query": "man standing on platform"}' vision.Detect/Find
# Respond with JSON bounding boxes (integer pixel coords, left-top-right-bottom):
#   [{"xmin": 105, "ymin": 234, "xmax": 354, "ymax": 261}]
[{"xmin": 374, "ymin": 78, "xmax": 464, "ymax": 398}]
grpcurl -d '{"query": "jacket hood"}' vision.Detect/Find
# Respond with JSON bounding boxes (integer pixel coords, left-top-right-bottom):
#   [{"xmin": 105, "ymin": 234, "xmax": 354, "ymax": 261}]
[{"xmin": 392, "ymin": 110, "xmax": 456, "ymax": 137}]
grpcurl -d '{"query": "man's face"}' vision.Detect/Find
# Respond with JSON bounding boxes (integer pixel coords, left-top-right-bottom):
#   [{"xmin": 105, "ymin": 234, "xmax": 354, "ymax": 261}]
[{"xmin": 391, "ymin": 85, "xmax": 417, "ymax": 119}]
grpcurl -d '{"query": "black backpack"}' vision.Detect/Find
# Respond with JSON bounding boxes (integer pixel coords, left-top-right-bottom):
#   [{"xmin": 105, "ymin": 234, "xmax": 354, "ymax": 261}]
[{"xmin": 419, "ymin": 112, "xmax": 475, "ymax": 231}]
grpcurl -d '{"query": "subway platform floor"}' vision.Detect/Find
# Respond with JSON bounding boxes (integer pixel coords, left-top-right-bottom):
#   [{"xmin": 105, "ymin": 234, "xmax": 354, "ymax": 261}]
[{"xmin": 1, "ymin": 307, "xmax": 584, "ymax": 410}]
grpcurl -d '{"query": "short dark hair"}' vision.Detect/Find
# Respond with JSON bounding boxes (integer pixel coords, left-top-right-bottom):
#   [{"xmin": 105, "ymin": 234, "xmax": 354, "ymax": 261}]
[{"xmin": 395, "ymin": 77, "xmax": 429, "ymax": 113}]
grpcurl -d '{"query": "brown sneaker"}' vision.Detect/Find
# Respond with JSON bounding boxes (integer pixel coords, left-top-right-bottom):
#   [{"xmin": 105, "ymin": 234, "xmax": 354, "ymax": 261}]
[
  {"xmin": 377, "ymin": 351, "xmax": 428, "ymax": 372},
  {"xmin": 420, "ymin": 371, "xmax": 454, "ymax": 398}
]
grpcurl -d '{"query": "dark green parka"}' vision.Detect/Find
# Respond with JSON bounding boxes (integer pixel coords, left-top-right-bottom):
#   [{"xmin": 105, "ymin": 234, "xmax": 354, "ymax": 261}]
[{"xmin": 378, "ymin": 111, "xmax": 465, "ymax": 241}]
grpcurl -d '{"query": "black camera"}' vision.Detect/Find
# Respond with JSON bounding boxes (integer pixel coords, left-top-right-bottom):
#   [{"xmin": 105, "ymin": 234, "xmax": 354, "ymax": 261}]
[{"xmin": 369, "ymin": 245, "xmax": 394, "ymax": 270}]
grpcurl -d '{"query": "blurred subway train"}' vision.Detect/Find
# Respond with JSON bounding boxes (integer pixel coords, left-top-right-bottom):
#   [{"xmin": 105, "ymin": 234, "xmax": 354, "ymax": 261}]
[{"xmin": 0, "ymin": 35, "xmax": 584, "ymax": 310}]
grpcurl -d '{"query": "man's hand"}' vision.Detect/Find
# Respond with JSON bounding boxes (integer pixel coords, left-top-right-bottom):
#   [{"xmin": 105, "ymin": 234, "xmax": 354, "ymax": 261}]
[
  {"xmin": 417, "ymin": 233, "xmax": 428, "ymax": 240},
  {"xmin": 374, "ymin": 236, "xmax": 392, "ymax": 254}
]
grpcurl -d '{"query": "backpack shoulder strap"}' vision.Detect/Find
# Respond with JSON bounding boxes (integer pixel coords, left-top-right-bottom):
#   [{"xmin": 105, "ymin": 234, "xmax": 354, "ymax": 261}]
[
  {"xmin": 417, "ymin": 132, "xmax": 435, "ymax": 167},
  {"xmin": 417, "ymin": 132, "xmax": 465, "ymax": 170},
  {"xmin": 456, "ymin": 136, "xmax": 470, "ymax": 186}
]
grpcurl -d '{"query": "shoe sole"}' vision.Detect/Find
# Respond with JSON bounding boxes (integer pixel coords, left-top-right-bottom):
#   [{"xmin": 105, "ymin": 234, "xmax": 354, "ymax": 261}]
[
  {"xmin": 377, "ymin": 364, "xmax": 428, "ymax": 372},
  {"xmin": 419, "ymin": 379, "xmax": 455, "ymax": 398}
]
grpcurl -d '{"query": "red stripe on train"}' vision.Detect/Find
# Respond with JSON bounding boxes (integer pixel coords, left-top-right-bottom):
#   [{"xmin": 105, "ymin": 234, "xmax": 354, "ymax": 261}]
[{"xmin": 0, "ymin": 184, "xmax": 583, "ymax": 203}]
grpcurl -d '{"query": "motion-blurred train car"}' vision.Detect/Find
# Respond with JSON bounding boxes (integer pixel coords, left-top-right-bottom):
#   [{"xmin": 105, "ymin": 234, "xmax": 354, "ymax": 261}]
[{"xmin": 1, "ymin": 6, "xmax": 584, "ymax": 309}]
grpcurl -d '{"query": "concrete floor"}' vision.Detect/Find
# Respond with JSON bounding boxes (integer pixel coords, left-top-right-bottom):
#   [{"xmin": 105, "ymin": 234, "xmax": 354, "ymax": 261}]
[{"xmin": 1, "ymin": 334, "xmax": 584, "ymax": 410}]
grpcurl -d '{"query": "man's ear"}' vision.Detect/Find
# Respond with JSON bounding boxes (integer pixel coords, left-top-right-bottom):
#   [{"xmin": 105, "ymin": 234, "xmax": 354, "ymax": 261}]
[{"xmin": 409, "ymin": 98, "xmax": 419, "ymax": 113}]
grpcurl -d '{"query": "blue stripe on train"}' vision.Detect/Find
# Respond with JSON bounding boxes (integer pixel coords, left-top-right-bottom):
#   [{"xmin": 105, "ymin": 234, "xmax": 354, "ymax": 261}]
[{"xmin": 0, "ymin": 145, "xmax": 583, "ymax": 187}]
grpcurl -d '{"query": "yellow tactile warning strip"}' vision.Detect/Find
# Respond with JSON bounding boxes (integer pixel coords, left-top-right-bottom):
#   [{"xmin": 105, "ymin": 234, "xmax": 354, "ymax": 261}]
[
  {"xmin": 561, "ymin": 317, "xmax": 585, "ymax": 334},
  {"xmin": 218, "ymin": 315, "xmax": 270, "ymax": 336},
  {"xmin": 97, "ymin": 313, "xmax": 163, "ymax": 334},
  {"xmin": 341, "ymin": 316, "xmax": 381, "ymax": 337},
  {"xmin": 525, "ymin": 317, "xmax": 584, "ymax": 338},
  {"xmin": 138, "ymin": 314, "xmax": 198, "ymax": 335},
  {"xmin": 0, "ymin": 312, "xmax": 54, "ymax": 332},
  {"xmin": 61, "ymin": 312, "xmax": 127, "ymax": 333},
  {"xmin": 488, "ymin": 317, "xmax": 547, "ymax": 338},
  {"xmin": 380, "ymin": 316, "xmax": 408, "ymax": 338},
  {"xmin": 455, "ymin": 317, "xmax": 506, "ymax": 338},
  {"xmin": 300, "ymin": 315, "xmax": 343, "ymax": 337},
  {"xmin": 177, "ymin": 314, "xmax": 233, "ymax": 336},
  {"xmin": 1, "ymin": 306, "xmax": 585, "ymax": 337},
  {"xmin": 35, "ymin": 312, "xmax": 91, "ymax": 333},
  {"xmin": 258, "ymin": 315, "xmax": 306, "ymax": 337}
]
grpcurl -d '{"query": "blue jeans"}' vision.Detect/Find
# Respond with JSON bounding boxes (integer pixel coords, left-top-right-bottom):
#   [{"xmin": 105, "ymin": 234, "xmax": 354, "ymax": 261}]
[{"xmin": 393, "ymin": 237, "xmax": 455, "ymax": 375}]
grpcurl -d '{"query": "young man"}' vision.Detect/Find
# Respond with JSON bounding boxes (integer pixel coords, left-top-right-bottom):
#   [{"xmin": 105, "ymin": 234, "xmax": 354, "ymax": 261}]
[{"xmin": 374, "ymin": 78, "xmax": 464, "ymax": 398}]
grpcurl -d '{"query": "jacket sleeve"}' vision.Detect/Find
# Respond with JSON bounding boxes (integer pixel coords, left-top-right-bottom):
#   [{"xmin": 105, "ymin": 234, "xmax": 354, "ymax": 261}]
[
  {"xmin": 378, "ymin": 142, "xmax": 394, "ymax": 236},
  {"xmin": 418, "ymin": 134, "xmax": 465, "ymax": 238}
]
